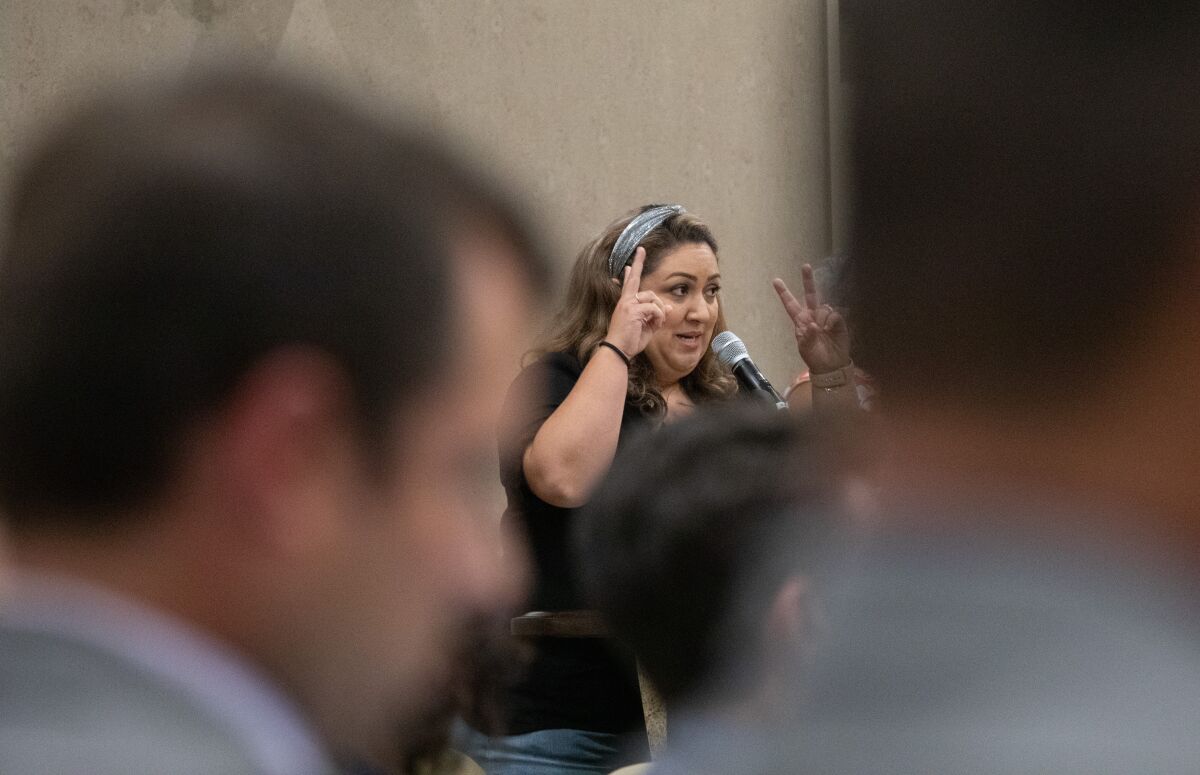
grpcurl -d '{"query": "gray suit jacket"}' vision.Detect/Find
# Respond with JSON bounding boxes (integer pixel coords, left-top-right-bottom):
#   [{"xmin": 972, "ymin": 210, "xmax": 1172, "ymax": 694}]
[{"xmin": 0, "ymin": 624, "xmax": 272, "ymax": 774}]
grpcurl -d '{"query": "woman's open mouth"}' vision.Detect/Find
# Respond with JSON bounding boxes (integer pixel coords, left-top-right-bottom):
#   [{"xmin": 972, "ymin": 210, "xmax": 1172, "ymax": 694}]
[{"xmin": 675, "ymin": 332, "xmax": 704, "ymax": 349}]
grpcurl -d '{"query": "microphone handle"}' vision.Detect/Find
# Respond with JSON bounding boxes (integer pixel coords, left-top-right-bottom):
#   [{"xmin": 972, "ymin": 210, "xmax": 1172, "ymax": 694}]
[{"xmin": 731, "ymin": 359, "xmax": 789, "ymax": 410}]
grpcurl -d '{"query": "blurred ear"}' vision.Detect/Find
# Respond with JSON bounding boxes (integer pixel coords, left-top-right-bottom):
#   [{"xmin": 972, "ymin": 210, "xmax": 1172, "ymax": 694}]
[
  {"xmin": 765, "ymin": 576, "xmax": 810, "ymax": 647},
  {"xmin": 212, "ymin": 347, "xmax": 361, "ymax": 558}
]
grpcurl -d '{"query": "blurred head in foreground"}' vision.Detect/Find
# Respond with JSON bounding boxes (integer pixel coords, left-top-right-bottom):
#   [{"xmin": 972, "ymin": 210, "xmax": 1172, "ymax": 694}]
[
  {"xmin": 747, "ymin": 4, "xmax": 1200, "ymax": 773},
  {"xmin": 845, "ymin": 2, "xmax": 1200, "ymax": 547},
  {"xmin": 578, "ymin": 403, "xmax": 840, "ymax": 718},
  {"xmin": 0, "ymin": 68, "xmax": 545, "ymax": 768}
]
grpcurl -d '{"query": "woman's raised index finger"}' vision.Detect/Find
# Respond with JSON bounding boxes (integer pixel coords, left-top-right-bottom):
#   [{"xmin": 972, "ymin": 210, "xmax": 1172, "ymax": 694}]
[
  {"xmin": 623, "ymin": 246, "xmax": 646, "ymax": 297},
  {"xmin": 801, "ymin": 264, "xmax": 820, "ymax": 310}
]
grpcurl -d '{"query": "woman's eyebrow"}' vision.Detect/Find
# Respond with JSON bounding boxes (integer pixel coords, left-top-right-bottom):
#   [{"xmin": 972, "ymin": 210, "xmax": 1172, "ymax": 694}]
[{"xmin": 662, "ymin": 272, "xmax": 721, "ymax": 282}]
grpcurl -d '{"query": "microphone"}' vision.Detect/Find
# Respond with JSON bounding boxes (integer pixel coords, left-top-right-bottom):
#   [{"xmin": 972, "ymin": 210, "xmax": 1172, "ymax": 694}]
[{"xmin": 711, "ymin": 331, "xmax": 788, "ymax": 410}]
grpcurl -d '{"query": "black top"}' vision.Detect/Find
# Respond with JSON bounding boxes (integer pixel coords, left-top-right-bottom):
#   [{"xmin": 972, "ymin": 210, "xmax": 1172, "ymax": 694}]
[{"xmin": 497, "ymin": 351, "xmax": 653, "ymax": 736}]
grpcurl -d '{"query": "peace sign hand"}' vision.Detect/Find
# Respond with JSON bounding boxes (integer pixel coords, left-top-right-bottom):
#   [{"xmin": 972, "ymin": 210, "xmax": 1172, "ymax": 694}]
[
  {"xmin": 605, "ymin": 247, "xmax": 672, "ymax": 359},
  {"xmin": 772, "ymin": 264, "xmax": 851, "ymax": 375}
]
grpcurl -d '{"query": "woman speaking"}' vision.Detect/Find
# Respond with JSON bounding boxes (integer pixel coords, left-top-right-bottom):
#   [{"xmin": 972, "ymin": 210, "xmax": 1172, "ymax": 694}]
[{"xmin": 461, "ymin": 204, "xmax": 853, "ymax": 774}]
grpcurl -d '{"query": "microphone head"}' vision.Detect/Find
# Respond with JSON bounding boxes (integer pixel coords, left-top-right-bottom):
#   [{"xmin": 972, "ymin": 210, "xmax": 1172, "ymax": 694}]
[{"xmin": 711, "ymin": 330, "xmax": 750, "ymax": 367}]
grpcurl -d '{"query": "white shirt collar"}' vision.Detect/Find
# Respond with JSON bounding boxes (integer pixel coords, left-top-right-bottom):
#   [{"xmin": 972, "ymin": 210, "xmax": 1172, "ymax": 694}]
[{"xmin": 1, "ymin": 570, "xmax": 338, "ymax": 775}]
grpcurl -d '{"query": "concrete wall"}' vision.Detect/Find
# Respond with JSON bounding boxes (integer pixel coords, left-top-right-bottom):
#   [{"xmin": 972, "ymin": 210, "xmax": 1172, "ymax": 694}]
[{"xmin": 1, "ymin": 0, "xmax": 831, "ymax": 384}]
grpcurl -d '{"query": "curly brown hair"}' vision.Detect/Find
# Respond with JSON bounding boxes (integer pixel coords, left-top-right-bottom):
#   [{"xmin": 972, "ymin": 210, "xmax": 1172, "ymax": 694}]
[{"xmin": 535, "ymin": 205, "xmax": 737, "ymax": 416}]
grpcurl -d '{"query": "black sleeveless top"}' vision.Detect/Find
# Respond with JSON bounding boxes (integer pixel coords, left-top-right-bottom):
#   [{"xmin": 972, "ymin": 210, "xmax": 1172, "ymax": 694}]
[{"xmin": 497, "ymin": 351, "xmax": 652, "ymax": 736}]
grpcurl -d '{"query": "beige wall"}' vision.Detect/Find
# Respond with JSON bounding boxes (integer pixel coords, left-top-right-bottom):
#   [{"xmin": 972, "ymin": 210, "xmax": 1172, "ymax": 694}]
[{"xmin": 1, "ymin": 0, "xmax": 831, "ymax": 383}]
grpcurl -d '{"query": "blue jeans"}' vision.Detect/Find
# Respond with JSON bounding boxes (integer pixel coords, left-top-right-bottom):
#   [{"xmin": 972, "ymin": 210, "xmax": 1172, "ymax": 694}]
[{"xmin": 453, "ymin": 721, "xmax": 637, "ymax": 775}]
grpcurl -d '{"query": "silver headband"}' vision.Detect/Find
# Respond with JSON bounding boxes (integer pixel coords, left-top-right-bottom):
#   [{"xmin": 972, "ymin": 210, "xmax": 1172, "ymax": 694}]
[{"xmin": 607, "ymin": 204, "xmax": 685, "ymax": 277}]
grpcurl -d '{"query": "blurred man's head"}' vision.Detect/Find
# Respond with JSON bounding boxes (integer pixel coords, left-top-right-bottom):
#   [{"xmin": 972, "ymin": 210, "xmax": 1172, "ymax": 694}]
[
  {"xmin": 842, "ymin": 3, "xmax": 1200, "ymax": 538},
  {"xmin": 0, "ymin": 70, "xmax": 545, "ymax": 763},
  {"xmin": 578, "ymin": 405, "xmax": 840, "ymax": 712}
]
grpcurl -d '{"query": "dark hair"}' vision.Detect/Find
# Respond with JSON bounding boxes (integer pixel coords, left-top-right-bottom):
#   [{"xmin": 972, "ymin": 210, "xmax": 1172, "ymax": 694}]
[
  {"xmin": 0, "ymin": 69, "xmax": 545, "ymax": 528},
  {"xmin": 576, "ymin": 403, "xmax": 840, "ymax": 705},
  {"xmin": 843, "ymin": 3, "xmax": 1200, "ymax": 411}
]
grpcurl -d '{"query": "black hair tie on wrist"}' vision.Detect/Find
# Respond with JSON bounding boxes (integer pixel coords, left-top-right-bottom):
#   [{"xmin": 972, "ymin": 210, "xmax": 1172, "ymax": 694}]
[{"xmin": 597, "ymin": 340, "xmax": 632, "ymax": 368}]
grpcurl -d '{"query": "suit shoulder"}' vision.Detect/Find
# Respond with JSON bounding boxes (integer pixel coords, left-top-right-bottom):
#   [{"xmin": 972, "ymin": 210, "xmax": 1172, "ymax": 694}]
[{"xmin": 0, "ymin": 627, "xmax": 260, "ymax": 774}]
